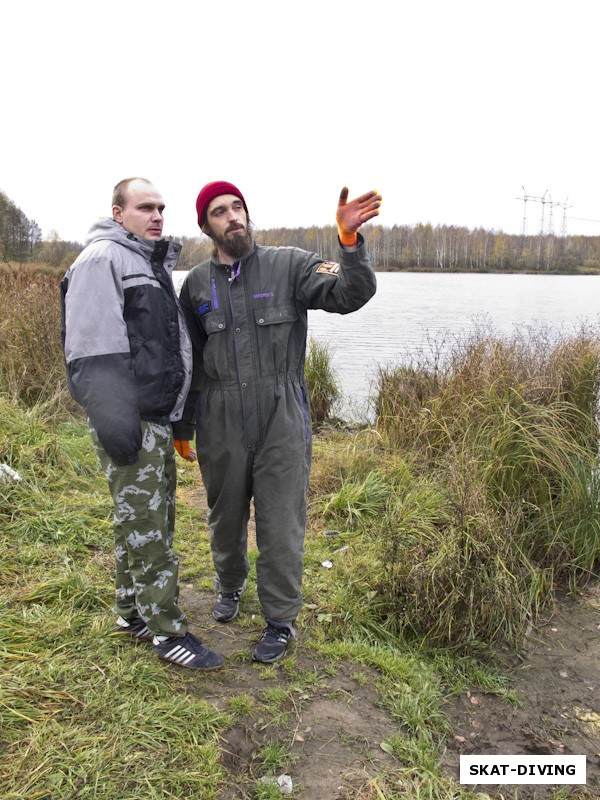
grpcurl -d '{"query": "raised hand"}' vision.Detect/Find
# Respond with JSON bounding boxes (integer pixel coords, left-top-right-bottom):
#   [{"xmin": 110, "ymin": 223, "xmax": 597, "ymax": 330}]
[{"xmin": 336, "ymin": 187, "xmax": 382, "ymax": 245}]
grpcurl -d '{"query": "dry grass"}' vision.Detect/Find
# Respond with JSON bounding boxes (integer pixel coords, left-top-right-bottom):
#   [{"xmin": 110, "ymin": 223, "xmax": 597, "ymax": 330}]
[
  {"xmin": 0, "ymin": 263, "xmax": 69, "ymax": 409},
  {"xmin": 318, "ymin": 324, "xmax": 600, "ymax": 650}
]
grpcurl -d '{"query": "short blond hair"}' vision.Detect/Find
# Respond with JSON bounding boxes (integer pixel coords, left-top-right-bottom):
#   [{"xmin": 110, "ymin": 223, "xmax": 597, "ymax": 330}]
[{"xmin": 112, "ymin": 177, "xmax": 153, "ymax": 209}]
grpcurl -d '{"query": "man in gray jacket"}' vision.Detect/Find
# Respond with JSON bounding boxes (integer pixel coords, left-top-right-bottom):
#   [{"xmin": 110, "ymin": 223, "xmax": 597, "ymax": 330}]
[
  {"xmin": 61, "ymin": 177, "xmax": 224, "ymax": 670},
  {"xmin": 173, "ymin": 181, "xmax": 381, "ymax": 663}
]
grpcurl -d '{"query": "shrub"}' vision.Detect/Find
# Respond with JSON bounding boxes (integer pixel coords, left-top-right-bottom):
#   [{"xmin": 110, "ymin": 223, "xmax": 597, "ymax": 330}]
[
  {"xmin": 305, "ymin": 337, "xmax": 341, "ymax": 423},
  {"xmin": 321, "ymin": 325, "xmax": 600, "ymax": 651}
]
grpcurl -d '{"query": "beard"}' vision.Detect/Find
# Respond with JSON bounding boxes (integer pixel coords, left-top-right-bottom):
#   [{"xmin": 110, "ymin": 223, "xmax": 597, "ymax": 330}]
[{"xmin": 209, "ymin": 221, "xmax": 253, "ymax": 260}]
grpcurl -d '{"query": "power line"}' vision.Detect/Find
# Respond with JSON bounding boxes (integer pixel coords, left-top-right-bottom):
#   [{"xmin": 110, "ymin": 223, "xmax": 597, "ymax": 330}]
[
  {"xmin": 516, "ymin": 189, "xmax": 577, "ymax": 269},
  {"xmin": 516, "ymin": 189, "xmax": 573, "ymax": 237}
]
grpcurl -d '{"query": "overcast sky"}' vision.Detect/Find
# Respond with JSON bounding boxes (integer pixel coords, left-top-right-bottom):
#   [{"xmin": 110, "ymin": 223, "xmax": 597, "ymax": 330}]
[{"xmin": 2, "ymin": 0, "xmax": 598, "ymax": 243}]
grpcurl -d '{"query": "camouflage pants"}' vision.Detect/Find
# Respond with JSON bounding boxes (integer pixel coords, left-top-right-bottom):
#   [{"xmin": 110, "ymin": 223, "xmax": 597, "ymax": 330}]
[{"xmin": 91, "ymin": 421, "xmax": 188, "ymax": 637}]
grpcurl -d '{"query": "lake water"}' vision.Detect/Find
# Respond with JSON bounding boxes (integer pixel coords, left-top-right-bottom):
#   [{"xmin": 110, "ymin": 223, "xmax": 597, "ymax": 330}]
[{"xmin": 173, "ymin": 271, "xmax": 600, "ymax": 420}]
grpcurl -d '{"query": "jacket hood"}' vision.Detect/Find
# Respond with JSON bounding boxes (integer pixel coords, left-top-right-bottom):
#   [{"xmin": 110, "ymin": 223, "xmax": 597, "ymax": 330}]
[{"xmin": 85, "ymin": 217, "xmax": 159, "ymax": 259}]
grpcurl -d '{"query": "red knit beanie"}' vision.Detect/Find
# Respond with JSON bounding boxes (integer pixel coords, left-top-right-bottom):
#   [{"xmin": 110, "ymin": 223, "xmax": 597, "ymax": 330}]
[{"xmin": 196, "ymin": 181, "xmax": 248, "ymax": 227}]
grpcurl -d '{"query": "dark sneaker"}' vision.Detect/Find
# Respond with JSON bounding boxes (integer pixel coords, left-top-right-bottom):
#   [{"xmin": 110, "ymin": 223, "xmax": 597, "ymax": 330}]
[
  {"xmin": 152, "ymin": 632, "xmax": 225, "ymax": 670},
  {"xmin": 252, "ymin": 623, "xmax": 296, "ymax": 664},
  {"xmin": 212, "ymin": 579, "xmax": 247, "ymax": 623},
  {"xmin": 115, "ymin": 614, "xmax": 152, "ymax": 640}
]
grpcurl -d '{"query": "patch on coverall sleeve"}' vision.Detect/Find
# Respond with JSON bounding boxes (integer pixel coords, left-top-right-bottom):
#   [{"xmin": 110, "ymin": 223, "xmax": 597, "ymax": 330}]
[{"xmin": 316, "ymin": 261, "xmax": 339, "ymax": 276}]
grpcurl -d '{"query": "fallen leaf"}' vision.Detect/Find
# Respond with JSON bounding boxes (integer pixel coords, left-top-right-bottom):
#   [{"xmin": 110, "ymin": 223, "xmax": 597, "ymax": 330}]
[{"xmin": 573, "ymin": 708, "xmax": 600, "ymax": 737}]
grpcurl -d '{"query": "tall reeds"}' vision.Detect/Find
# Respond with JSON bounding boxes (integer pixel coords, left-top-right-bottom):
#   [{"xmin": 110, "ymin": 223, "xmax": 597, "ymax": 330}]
[
  {"xmin": 305, "ymin": 336, "xmax": 341, "ymax": 423},
  {"xmin": 0, "ymin": 263, "xmax": 68, "ymax": 412},
  {"xmin": 321, "ymin": 324, "xmax": 600, "ymax": 650}
]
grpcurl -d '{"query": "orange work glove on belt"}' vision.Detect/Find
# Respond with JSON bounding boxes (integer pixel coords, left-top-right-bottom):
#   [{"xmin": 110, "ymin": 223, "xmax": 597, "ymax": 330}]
[{"xmin": 174, "ymin": 440, "xmax": 193, "ymax": 459}]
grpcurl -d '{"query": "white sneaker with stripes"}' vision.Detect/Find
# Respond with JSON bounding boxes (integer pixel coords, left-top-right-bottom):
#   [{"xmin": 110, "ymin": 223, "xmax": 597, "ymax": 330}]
[{"xmin": 152, "ymin": 631, "xmax": 225, "ymax": 670}]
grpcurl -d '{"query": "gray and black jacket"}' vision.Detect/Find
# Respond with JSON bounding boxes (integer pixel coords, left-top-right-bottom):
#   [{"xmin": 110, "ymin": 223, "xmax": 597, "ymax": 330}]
[{"xmin": 61, "ymin": 218, "xmax": 192, "ymax": 466}]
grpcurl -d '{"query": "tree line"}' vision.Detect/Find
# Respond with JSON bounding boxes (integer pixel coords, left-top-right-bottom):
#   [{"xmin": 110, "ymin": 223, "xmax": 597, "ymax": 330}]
[
  {"xmin": 3, "ymin": 188, "xmax": 600, "ymax": 272},
  {"xmin": 0, "ymin": 191, "xmax": 42, "ymax": 261},
  {"xmin": 178, "ymin": 223, "xmax": 600, "ymax": 272}
]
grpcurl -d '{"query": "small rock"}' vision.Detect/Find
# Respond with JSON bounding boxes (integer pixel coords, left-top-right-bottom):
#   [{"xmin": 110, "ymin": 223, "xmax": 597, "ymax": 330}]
[
  {"xmin": 260, "ymin": 775, "xmax": 293, "ymax": 794},
  {"xmin": 277, "ymin": 775, "xmax": 293, "ymax": 794}
]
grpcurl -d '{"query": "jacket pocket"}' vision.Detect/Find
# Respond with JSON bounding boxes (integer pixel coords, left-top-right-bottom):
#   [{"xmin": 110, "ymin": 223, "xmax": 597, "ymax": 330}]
[
  {"xmin": 200, "ymin": 310, "xmax": 233, "ymax": 379},
  {"xmin": 254, "ymin": 304, "xmax": 298, "ymax": 327},
  {"xmin": 202, "ymin": 310, "xmax": 227, "ymax": 334},
  {"xmin": 253, "ymin": 304, "xmax": 299, "ymax": 375}
]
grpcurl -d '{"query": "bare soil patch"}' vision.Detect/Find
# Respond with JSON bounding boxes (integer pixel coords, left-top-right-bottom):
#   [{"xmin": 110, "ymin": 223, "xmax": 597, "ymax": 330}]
[
  {"xmin": 179, "ymin": 585, "xmax": 398, "ymax": 799},
  {"xmin": 177, "ymin": 580, "xmax": 599, "ymax": 799},
  {"xmin": 442, "ymin": 584, "xmax": 600, "ymax": 799},
  {"xmin": 177, "ymin": 479, "xmax": 599, "ymax": 798}
]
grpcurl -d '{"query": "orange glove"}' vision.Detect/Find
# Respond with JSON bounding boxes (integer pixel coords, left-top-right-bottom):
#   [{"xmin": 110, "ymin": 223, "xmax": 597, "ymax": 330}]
[
  {"xmin": 336, "ymin": 187, "xmax": 382, "ymax": 246},
  {"xmin": 174, "ymin": 439, "xmax": 197, "ymax": 462}
]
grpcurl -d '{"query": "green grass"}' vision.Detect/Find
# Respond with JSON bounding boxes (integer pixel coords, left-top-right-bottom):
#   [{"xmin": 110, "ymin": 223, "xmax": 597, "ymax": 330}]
[
  {"xmin": 2, "ymin": 265, "xmax": 599, "ymax": 798},
  {"xmin": 0, "ymin": 395, "xmax": 508, "ymax": 799},
  {"xmin": 0, "ymin": 399, "xmax": 231, "ymax": 799}
]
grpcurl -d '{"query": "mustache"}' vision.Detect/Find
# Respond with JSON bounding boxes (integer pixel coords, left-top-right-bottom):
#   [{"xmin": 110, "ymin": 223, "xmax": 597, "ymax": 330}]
[{"xmin": 226, "ymin": 223, "xmax": 245, "ymax": 234}]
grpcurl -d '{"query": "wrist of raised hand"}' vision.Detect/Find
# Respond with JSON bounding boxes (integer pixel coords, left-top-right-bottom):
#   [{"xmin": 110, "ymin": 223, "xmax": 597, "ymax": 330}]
[{"xmin": 338, "ymin": 228, "xmax": 358, "ymax": 246}]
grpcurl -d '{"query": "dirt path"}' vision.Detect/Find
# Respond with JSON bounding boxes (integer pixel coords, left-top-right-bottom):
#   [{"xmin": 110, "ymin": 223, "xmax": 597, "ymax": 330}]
[
  {"xmin": 442, "ymin": 584, "xmax": 600, "ymax": 799},
  {"xmin": 178, "ymin": 584, "xmax": 399, "ymax": 799},
  {"xmin": 178, "ymin": 582, "xmax": 599, "ymax": 799},
  {"xmin": 178, "ymin": 481, "xmax": 599, "ymax": 798}
]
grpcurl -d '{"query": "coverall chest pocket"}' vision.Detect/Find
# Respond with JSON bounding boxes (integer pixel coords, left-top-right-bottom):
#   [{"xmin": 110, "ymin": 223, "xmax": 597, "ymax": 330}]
[
  {"xmin": 200, "ymin": 310, "xmax": 233, "ymax": 380},
  {"xmin": 253, "ymin": 304, "xmax": 299, "ymax": 376}
]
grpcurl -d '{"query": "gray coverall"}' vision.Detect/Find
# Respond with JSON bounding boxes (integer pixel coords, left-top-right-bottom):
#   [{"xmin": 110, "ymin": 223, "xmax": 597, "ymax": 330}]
[{"xmin": 174, "ymin": 237, "xmax": 376, "ymax": 623}]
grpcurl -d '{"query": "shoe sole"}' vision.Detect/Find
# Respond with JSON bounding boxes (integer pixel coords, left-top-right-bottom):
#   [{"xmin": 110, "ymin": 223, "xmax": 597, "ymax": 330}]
[
  {"xmin": 156, "ymin": 654, "xmax": 224, "ymax": 670},
  {"xmin": 252, "ymin": 651, "xmax": 286, "ymax": 664},
  {"xmin": 213, "ymin": 604, "xmax": 240, "ymax": 623},
  {"xmin": 154, "ymin": 644, "xmax": 225, "ymax": 670},
  {"xmin": 252, "ymin": 642, "xmax": 294, "ymax": 664}
]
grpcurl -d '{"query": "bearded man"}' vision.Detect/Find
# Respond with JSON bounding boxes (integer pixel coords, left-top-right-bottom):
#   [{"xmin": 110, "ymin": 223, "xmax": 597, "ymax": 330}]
[{"xmin": 173, "ymin": 180, "xmax": 381, "ymax": 663}]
